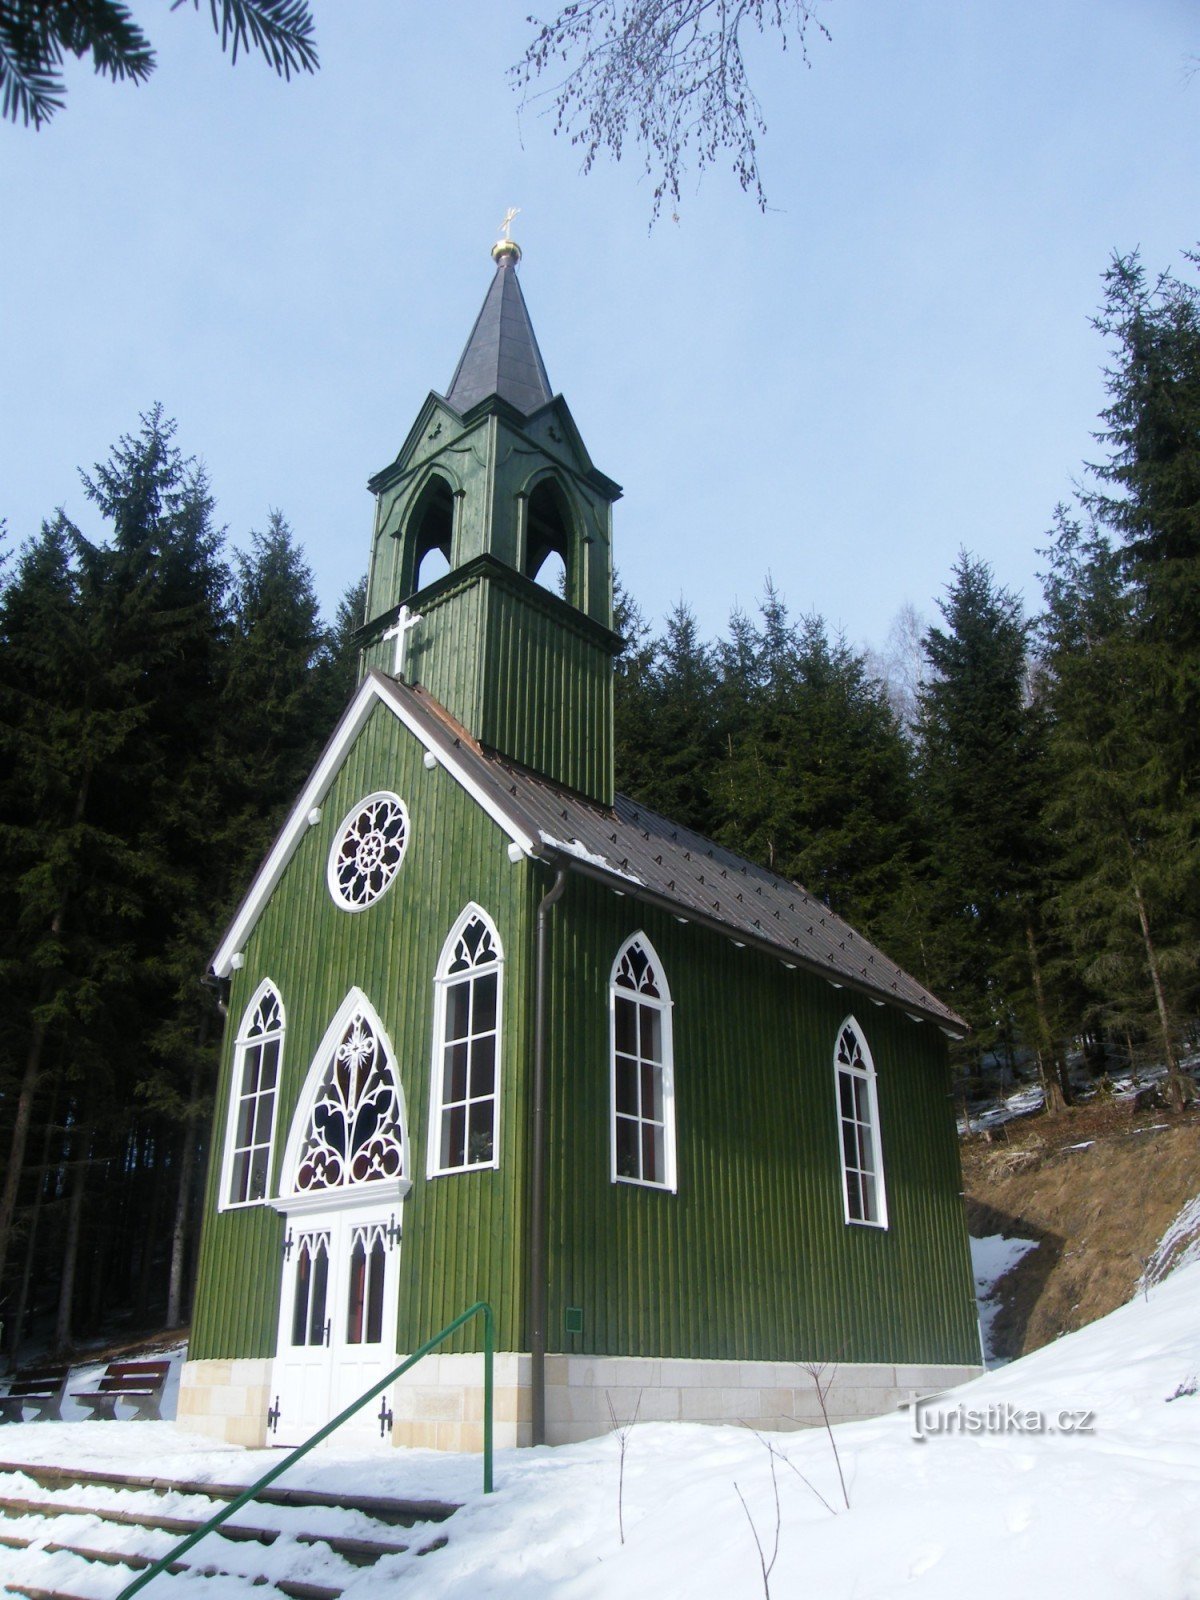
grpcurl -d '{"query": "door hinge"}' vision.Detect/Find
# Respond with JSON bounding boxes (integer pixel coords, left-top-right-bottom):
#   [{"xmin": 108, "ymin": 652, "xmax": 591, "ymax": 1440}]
[
  {"xmin": 267, "ymin": 1396, "xmax": 281, "ymax": 1434},
  {"xmin": 386, "ymin": 1212, "xmax": 402, "ymax": 1249},
  {"xmin": 281, "ymin": 1229, "xmax": 293, "ymax": 1262},
  {"xmin": 378, "ymin": 1396, "xmax": 394, "ymax": 1438},
  {"xmin": 322, "ymin": 1318, "xmax": 331, "ymax": 1347}
]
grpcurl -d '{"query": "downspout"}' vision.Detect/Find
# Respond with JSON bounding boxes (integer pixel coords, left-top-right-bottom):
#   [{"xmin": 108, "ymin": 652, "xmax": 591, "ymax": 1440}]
[{"xmin": 530, "ymin": 863, "xmax": 569, "ymax": 1446}]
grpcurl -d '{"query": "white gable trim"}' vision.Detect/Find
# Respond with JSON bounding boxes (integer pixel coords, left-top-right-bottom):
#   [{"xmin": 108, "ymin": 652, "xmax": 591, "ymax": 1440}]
[{"xmin": 211, "ymin": 673, "xmax": 539, "ymax": 978}]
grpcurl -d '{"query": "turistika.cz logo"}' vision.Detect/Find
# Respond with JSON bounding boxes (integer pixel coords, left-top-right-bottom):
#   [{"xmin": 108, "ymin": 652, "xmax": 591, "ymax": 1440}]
[{"xmin": 900, "ymin": 1394, "xmax": 1096, "ymax": 1442}]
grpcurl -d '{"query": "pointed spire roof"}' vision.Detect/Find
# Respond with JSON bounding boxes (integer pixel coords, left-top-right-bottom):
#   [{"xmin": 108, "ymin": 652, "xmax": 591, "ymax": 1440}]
[{"xmin": 445, "ymin": 240, "xmax": 553, "ymax": 417}]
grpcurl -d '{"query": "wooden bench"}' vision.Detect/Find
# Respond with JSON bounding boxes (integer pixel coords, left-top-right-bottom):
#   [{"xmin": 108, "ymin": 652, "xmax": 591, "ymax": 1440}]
[
  {"xmin": 70, "ymin": 1360, "xmax": 170, "ymax": 1421},
  {"xmin": 0, "ymin": 1364, "xmax": 71, "ymax": 1424}
]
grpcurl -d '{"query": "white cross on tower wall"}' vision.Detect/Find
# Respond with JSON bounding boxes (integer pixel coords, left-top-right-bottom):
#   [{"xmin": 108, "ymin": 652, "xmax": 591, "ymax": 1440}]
[{"xmin": 381, "ymin": 605, "xmax": 423, "ymax": 679}]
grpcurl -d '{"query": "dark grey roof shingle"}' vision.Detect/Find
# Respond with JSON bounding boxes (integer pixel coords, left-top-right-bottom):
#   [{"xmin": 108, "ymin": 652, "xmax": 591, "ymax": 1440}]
[
  {"xmin": 445, "ymin": 254, "xmax": 553, "ymax": 416},
  {"xmin": 391, "ymin": 674, "xmax": 967, "ymax": 1035}
]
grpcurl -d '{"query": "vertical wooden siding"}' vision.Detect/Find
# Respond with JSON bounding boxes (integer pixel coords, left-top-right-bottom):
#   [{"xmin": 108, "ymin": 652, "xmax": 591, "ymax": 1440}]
[
  {"xmin": 191, "ymin": 700, "xmax": 534, "ymax": 1360},
  {"xmin": 480, "ymin": 583, "xmax": 613, "ymax": 805},
  {"xmin": 362, "ymin": 573, "xmax": 614, "ymax": 804},
  {"xmin": 545, "ymin": 877, "xmax": 980, "ymax": 1366}
]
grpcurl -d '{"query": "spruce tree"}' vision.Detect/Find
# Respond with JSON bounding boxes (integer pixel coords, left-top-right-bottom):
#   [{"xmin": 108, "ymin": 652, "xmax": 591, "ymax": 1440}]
[
  {"xmin": 627, "ymin": 600, "xmax": 723, "ymax": 834},
  {"xmin": 1040, "ymin": 510, "xmax": 1198, "ymax": 1107},
  {"xmin": 915, "ymin": 553, "xmax": 1047, "ymax": 1079},
  {"xmin": 612, "ymin": 572, "xmax": 659, "ymax": 804},
  {"xmin": 219, "ymin": 510, "xmax": 331, "ymax": 886},
  {"xmin": 713, "ymin": 589, "xmax": 917, "ymax": 939}
]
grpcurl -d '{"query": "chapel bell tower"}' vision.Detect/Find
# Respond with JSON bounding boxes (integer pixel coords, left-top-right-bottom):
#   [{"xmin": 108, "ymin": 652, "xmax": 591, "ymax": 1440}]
[{"xmin": 358, "ymin": 232, "xmax": 623, "ymax": 806}]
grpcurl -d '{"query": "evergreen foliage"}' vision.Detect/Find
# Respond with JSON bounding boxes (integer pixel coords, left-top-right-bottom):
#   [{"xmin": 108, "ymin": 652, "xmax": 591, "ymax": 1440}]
[
  {"xmin": 613, "ymin": 582, "xmax": 920, "ymax": 946},
  {"xmin": 0, "ymin": 408, "xmax": 347, "ymax": 1353},
  {"xmin": 0, "ymin": 0, "xmax": 318, "ymax": 128}
]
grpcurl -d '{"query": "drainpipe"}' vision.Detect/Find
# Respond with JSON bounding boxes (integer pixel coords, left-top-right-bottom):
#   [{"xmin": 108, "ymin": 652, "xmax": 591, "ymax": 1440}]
[
  {"xmin": 530, "ymin": 864, "xmax": 569, "ymax": 1446},
  {"xmin": 202, "ymin": 970, "xmax": 230, "ymax": 1021}
]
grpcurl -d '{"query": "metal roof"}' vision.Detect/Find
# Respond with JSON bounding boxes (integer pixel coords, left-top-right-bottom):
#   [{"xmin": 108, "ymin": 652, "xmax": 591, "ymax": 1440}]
[
  {"xmin": 396, "ymin": 676, "xmax": 968, "ymax": 1036},
  {"xmin": 445, "ymin": 252, "xmax": 553, "ymax": 417}
]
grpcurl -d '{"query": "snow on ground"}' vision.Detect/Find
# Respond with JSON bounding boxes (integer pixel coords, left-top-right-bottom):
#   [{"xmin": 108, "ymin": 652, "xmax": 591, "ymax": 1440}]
[
  {"xmin": 3, "ymin": 1261, "xmax": 1200, "ymax": 1598},
  {"xmin": 1141, "ymin": 1191, "xmax": 1200, "ymax": 1291},
  {"xmin": 970, "ymin": 1233, "xmax": 1039, "ymax": 1366}
]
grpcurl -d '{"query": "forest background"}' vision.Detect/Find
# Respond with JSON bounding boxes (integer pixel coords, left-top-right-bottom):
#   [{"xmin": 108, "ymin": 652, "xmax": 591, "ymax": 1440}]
[{"xmin": 0, "ymin": 244, "xmax": 1197, "ymax": 1359}]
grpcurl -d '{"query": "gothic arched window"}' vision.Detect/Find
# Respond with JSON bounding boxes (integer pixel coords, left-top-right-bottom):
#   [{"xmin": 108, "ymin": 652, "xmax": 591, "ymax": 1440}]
[
  {"xmin": 409, "ymin": 473, "xmax": 455, "ymax": 593},
  {"xmin": 610, "ymin": 933, "xmax": 677, "ymax": 1191},
  {"xmin": 834, "ymin": 1018, "xmax": 887, "ymax": 1227},
  {"xmin": 293, "ymin": 1004, "xmax": 406, "ymax": 1193},
  {"xmin": 524, "ymin": 477, "xmax": 572, "ymax": 599},
  {"xmin": 222, "ymin": 981, "xmax": 285, "ymax": 1208},
  {"xmin": 428, "ymin": 906, "xmax": 503, "ymax": 1175}
]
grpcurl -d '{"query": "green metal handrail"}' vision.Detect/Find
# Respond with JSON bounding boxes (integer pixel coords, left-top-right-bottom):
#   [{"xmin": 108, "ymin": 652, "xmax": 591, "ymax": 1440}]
[{"xmin": 117, "ymin": 1300, "xmax": 495, "ymax": 1600}]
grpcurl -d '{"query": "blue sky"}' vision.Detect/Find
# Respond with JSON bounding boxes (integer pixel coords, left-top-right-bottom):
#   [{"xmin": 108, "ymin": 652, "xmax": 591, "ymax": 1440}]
[{"xmin": 1, "ymin": 1, "xmax": 1196, "ymax": 653}]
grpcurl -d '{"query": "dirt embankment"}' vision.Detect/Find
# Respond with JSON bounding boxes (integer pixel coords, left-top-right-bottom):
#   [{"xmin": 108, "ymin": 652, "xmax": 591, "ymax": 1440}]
[{"xmin": 961, "ymin": 1102, "xmax": 1200, "ymax": 1361}]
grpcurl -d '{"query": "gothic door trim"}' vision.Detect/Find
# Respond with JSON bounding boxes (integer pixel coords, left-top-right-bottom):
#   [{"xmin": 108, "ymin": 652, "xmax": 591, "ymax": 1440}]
[{"xmin": 270, "ymin": 988, "xmax": 410, "ymax": 1445}]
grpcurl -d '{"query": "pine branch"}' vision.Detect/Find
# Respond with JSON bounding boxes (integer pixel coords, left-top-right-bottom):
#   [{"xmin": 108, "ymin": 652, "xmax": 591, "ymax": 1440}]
[
  {"xmin": 0, "ymin": 7, "xmax": 66, "ymax": 127},
  {"xmin": 183, "ymin": 0, "xmax": 317, "ymax": 78},
  {"xmin": 55, "ymin": 0, "xmax": 153, "ymax": 83}
]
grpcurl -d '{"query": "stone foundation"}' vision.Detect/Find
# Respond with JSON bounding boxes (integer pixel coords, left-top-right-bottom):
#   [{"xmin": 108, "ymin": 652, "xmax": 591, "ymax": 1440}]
[
  {"xmin": 177, "ymin": 1358, "xmax": 274, "ymax": 1448},
  {"xmin": 176, "ymin": 1352, "xmax": 983, "ymax": 1452},
  {"xmin": 543, "ymin": 1354, "xmax": 983, "ymax": 1445},
  {"xmin": 391, "ymin": 1352, "xmax": 532, "ymax": 1451}
]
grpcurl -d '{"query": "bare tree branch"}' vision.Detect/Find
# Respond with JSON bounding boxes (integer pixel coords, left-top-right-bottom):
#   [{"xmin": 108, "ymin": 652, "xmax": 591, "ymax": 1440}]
[{"xmin": 512, "ymin": 0, "xmax": 831, "ymax": 222}]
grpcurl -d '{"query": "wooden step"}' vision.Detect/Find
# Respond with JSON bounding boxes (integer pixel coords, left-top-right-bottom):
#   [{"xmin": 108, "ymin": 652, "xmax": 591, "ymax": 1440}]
[
  {"xmin": 0, "ymin": 1460, "xmax": 457, "ymax": 1525},
  {"xmin": 0, "ymin": 1491, "xmax": 283, "ymax": 1543},
  {"xmin": 8, "ymin": 1584, "xmax": 341, "ymax": 1600},
  {"xmin": 0, "ymin": 1459, "xmax": 453, "ymax": 1595},
  {"xmin": 0, "ymin": 1492, "xmax": 414, "ymax": 1562}
]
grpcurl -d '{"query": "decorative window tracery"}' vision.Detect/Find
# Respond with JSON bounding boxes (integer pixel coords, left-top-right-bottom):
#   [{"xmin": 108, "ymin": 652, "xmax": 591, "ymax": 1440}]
[
  {"xmin": 327, "ymin": 792, "xmax": 409, "ymax": 911},
  {"xmin": 610, "ymin": 933, "xmax": 676, "ymax": 1191},
  {"xmin": 294, "ymin": 1010, "xmax": 405, "ymax": 1192},
  {"xmin": 428, "ymin": 907, "xmax": 503, "ymax": 1175},
  {"xmin": 223, "ymin": 983, "xmax": 284, "ymax": 1207},
  {"xmin": 835, "ymin": 1019, "xmax": 887, "ymax": 1227}
]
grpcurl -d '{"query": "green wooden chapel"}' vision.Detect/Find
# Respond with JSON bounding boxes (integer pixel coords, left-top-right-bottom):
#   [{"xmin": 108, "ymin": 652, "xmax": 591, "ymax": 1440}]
[{"xmin": 180, "ymin": 235, "xmax": 982, "ymax": 1452}]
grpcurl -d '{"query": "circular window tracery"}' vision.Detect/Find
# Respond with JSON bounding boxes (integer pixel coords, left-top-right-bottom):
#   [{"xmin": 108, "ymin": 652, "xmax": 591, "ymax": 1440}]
[{"xmin": 327, "ymin": 792, "xmax": 409, "ymax": 911}]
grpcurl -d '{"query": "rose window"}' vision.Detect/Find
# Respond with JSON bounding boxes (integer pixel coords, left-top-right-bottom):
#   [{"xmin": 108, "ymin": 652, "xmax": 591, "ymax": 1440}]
[{"xmin": 327, "ymin": 792, "xmax": 409, "ymax": 910}]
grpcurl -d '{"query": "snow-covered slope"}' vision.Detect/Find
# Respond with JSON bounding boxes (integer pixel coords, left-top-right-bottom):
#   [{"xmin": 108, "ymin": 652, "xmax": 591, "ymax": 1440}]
[{"xmin": 3, "ymin": 1264, "xmax": 1198, "ymax": 1598}]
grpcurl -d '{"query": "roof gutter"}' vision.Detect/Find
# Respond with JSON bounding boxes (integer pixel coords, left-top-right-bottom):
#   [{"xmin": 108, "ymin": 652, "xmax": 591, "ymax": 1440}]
[{"xmin": 542, "ymin": 851, "xmax": 967, "ymax": 1039}]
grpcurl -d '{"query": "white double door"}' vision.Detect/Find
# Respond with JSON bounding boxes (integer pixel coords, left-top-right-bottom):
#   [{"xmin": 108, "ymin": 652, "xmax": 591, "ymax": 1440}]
[{"xmin": 271, "ymin": 1191, "xmax": 403, "ymax": 1447}]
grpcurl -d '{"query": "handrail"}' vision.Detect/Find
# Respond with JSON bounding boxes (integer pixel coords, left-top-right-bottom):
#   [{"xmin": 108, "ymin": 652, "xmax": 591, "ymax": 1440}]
[{"xmin": 117, "ymin": 1300, "xmax": 494, "ymax": 1600}]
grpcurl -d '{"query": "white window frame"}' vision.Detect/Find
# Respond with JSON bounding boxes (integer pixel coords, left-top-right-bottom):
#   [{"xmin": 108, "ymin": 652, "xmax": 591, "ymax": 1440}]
[
  {"xmin": 326, "ymin": 791, "xmax": 411, "ymax": 913},
  {"xmin": 427, "ymin": 903, "xmax": 504, "ymax": 1177},
  {"xmin": 834, "ymin": 1016, "xmax": 888, "ymax": 1229},
  {"xmin": 278, "ymin": 987, "xmax": 411, "ymax": 1201},
  {"xmin": 219, "ymin": 978, "xmax": 285, "ymax": 1211},
  {"xmin": 609, "ymin": 931, "xmax": 677, "ymax": 1193}
]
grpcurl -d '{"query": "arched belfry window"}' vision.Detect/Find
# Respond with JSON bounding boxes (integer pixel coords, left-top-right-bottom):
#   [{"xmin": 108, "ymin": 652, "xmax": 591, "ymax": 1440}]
[
  {"xmin": 408, "ymin": 473, "xmax": 455, "ymax": 593},
  {"xmin": 221, "ymin": 980, "xmax": 285, "ymax": 1208},
  {"xmin": 282, "ymin": 990, "xmax": 408, "ymax": 1197},
  {"xmin": 834, "ymin": 1018, "xmax": 887, "ymax": 1228},
  {"xmin": 524, "ymin": 477, "xmax": 572, "ymax": 599},
  {"xmin": 610, "ymin": 933, "xmax": 677, "ymax": 1191},
  {"xmin": 428, "ymin": 905, "xmax": 503, "ymax": 1175}
]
